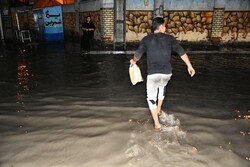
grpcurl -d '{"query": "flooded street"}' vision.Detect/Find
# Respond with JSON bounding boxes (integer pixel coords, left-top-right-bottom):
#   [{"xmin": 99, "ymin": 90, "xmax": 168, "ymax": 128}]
[{"xmin": 0, "ymin": 43, "xmax": 249, "ymax": 167}]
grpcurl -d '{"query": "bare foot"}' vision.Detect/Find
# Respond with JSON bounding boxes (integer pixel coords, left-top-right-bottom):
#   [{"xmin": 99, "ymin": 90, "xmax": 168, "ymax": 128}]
[
  {"xmin": 154, "ymin": 124, "xmax": 162, "ymax": 129},
  {"xmin": 157, "ymin": 110, "xmax": 162, "ymax": 116}
]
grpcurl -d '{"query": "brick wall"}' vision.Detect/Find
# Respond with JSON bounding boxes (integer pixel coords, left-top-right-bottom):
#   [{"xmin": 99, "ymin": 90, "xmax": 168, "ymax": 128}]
[
  {"xmin": 100, "ymin": 8, "xmax": 114, "ymax": 42},
  {"xmin": 211, "ymin": 8, "xmax": 224, "ymax": 41}
]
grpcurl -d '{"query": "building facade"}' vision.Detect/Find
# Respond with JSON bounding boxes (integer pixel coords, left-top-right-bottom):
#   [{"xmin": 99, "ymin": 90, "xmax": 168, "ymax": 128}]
[{"xmin": 6, "ymin": 0, "xmax": 250, "ymax": 43}]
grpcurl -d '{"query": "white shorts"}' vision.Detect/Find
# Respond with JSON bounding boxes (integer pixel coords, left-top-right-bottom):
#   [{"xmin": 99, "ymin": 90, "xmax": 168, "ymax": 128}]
[{"xmin": 146, "ymin": 73, "xmax": 172, "ymax": 110}]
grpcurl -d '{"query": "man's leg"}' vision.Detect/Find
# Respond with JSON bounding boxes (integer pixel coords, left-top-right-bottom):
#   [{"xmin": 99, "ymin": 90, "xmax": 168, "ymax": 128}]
[
  {"xmin": 157, "ymin": 99, "xmax": 163, "ymax": 115},
  {"xmin": 81, "ymin": 35, "xmax": 84, "ymax": 49},
  {"xmin": 88, "ymin": 36, "xmax": 93, "ymax": 51},
  {"xmin": 157, "ymin": 74, "xmax": 171, "ymax": 115},
  {"xmin": 86, "ymin": 35, "xmax": 91, "ymax": 52},
  {"xmin": 150, "ymin": 108, "xmax": 161, "ymax": 129},
  {"xmin": 147, "ymin": 74, "xmax": 161, "ymax": 129},
  {"xmin": 82, "ymin": 36, "xmax": 87, "ymax": 51}
]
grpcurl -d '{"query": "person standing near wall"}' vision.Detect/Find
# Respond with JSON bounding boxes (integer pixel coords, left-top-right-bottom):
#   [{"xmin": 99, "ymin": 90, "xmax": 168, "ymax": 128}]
[
  {"xmin": 81, "ymin": 16, "xmax": 95, "ymax": 53},
  {"xmin": 130, "ymin": 17, "xmax": 195, "ymax": 129}
]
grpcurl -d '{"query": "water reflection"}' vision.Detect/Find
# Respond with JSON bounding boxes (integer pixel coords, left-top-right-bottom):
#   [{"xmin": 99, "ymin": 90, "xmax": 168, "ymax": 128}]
[
  {"xmin": 235, "ymin": 108, "xmax": 250, "ymax": 162},
  {"xmin": 16, "ymin": 47, "xmax": 34, "ymax": 134},
  {"xmin": 17, "ymin": 63, "xmax": 29, "ymax": 112}
]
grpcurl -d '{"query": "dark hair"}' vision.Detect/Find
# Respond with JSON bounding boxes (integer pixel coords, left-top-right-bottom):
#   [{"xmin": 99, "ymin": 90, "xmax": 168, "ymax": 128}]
[{"xmin": 152, "ymin": 17, "xmax": 164, "ymax": 32}]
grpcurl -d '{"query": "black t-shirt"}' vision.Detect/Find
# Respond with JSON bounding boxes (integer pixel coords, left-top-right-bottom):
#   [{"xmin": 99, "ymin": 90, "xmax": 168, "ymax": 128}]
[
  {"xmin": 81, "ymin": 21, "xmax": 95, "ymax": 37},
  {"xmin": 134, "ymin": 33, "xmax": 185, "ymax": 75}
]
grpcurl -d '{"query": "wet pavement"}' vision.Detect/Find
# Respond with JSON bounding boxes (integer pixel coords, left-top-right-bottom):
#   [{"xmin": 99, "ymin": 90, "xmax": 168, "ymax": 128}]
[
  {"xmin": 69, "ymin": 40, "xmax": 250, "ymax": 54},
  {"xmin": 0, "ymin": 40, "xmax": 249, "ymax": 167}
]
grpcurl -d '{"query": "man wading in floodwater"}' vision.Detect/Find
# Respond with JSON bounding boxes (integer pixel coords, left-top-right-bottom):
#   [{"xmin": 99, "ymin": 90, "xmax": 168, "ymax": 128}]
[{"xmin": 130, "ymin": 17, "xmax": 195, "ymax": 129}]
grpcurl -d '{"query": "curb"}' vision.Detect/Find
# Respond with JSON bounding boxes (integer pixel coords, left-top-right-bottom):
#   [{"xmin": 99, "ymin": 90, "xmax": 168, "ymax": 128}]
[{"xmin": 79, "ymin": 50, "xmax": 250, "ymax": 55}]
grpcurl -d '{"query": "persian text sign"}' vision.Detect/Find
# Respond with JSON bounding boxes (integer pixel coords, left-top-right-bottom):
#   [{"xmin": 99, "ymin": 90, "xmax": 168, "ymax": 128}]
[{"xmin": 43, "ymin": 6, "xmax": 64, "ymax": 41}]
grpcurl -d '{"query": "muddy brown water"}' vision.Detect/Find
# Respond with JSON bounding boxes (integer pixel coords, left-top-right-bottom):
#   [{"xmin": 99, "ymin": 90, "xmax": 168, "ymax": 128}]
[{"xmin": 0, "ymin": 43, "xmax": 249, "ymax": 167}]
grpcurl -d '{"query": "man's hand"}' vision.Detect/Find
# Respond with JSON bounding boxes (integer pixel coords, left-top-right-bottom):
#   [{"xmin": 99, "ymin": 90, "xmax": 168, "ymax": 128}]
[
  {"xmin": 130, "ymin": 58, "xmax": 136, "ymax": 65},
  {"xmin": 130, "ymin": 56, "xmax": 139, "ymax": 65},
  {"xmin": 180, "ymin": 54, "xmax": 195, "ymax": 77},
  {"xmin": 188, "ymin": 66, "xmax": 195, "ymax": 77}
]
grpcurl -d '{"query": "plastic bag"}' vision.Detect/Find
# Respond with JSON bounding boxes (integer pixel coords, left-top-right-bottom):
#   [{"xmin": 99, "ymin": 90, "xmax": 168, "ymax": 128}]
[{"xmin": 129, "ymin": 64, "xmax": 143, "ymax": 85}]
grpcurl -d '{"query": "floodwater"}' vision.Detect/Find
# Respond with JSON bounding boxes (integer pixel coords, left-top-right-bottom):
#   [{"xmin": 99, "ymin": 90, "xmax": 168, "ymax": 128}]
[{"xmin": 0, "ymin": 43, "xmax": 249, "ymax": 167}]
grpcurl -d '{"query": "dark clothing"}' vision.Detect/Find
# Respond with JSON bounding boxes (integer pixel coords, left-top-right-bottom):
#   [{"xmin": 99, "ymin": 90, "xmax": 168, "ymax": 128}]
[
  {"xmin": 81, "ymin": 21, "xmax": 95, "ymax": 51},
  {"xmin": 134, "ymin": 33, "xmax": 185, "ymax": 75}
]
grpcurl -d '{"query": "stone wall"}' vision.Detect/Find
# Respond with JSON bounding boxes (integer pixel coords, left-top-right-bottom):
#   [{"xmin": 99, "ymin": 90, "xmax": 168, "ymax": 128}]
[
  {"xmin": 63, "ymin": 12, "xmax": 76, "ymax": 38},
  {"xmin": 222, "ymin": 11, "xmax": 250, "ymax": 42},
  {"xmin": 125, "ymin": 0, "xmax": 250, "ymax": 43},
  {"xmin": 126, "ymin": 11, "xmax": 213, "ymax": 42}
]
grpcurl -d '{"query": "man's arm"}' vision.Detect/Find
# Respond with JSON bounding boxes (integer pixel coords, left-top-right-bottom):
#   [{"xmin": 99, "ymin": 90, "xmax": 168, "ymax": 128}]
[
  {"xmin": 89, "ymin": 22, "xmax": 95, "ymax": 31},
  {"xmin": 130, "ymin": 38, "xmax": 147, "ymax": 64},
  {"xmin": 180, "ymin": 53, "xmax": 195, "ymax": 77},
  {"xmin": 84, "ymin": 22, "xmax": 95, "ymax": 31},
  {"xmin": 82, "ymin": 24, "xmax": 87, "ymax": 31}
]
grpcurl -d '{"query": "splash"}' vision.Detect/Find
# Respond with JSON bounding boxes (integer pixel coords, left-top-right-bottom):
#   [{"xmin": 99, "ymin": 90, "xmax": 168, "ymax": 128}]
[
  {"xmin": 125, "ymin": 113, "xmax": 197, "ymax": 166},
  {"xmin": 159, "ymin": 110, "xmax": 180, "ymax": 126}
]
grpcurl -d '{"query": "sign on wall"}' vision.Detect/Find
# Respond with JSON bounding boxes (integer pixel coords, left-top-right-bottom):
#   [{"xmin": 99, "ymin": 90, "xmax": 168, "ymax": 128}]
[{"xmin": 43, "ymin": 6, "xmax": 64, "ymax": 41}]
